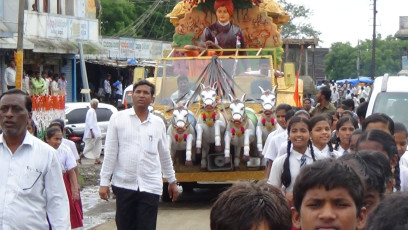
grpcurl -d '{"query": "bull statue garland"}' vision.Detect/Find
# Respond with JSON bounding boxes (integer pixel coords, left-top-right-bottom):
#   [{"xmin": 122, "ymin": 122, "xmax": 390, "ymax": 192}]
[
  {"xmin": 167, "ymin": 103, "xmax": 196, "ymax": 166},
  {"xmin": 196, "ymin": 83, "xmax": 227, "ymax": 169},
  {"xmin": 256, "ymin": 85, "xmax": 277, "ymax": 155},
  {"xmin": 224, "ymin": 94, "xmax": 257, "ymax": 169}
]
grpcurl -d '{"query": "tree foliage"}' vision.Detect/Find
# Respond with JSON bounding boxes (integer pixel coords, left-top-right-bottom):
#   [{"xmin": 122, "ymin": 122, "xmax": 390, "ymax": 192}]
[
  {"xmin": 100, "ymin": 0, "xmax": 176, "ymax": 41},
  {"xmin": 277, "ymin": 0, "xmax": 321, "ymax": 39},
  {"xmin": 324, "ymin": 36, "xmax": 408, "ymax": 80}
]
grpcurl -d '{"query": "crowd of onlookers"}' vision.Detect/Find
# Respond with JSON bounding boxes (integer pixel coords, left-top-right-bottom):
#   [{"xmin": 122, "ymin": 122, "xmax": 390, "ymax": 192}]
[{"xmin": 4, "ymin": 59, "xmax": 67, "ymax": 96}]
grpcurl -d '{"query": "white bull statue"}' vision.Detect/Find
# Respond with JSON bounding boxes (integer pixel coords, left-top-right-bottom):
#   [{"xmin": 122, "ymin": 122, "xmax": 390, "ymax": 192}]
[
  {"xmin": 224, "ymin": 94, "xmax": 257, "ymax": 169},
  {"xmin": 196, "ymin": 83, "xmax": 227, "ymax": 169},
  {"xmin": 167, "ymin": 104, "xmax": 196, "ymax": 166},
  {"xmin": 256, "ymin": 85, "xmax": 277, "ymax": 155}
]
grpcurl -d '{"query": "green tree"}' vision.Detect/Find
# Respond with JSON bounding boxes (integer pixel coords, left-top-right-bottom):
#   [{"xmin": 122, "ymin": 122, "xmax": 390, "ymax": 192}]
[
  {"xmin": 100, "ymin": 0, "xmax": 138, "ymax": 36},
  {"xmin": 324, "ymin": 36, "xmax": 408, "ymax": 79},
  {"xmin": 324, "ymin": 42, "xmax": 357, "ymax": 80},
  {"xmin": 100, "ymin": 0, "xmax": 175, "ymax": 41},
  {"xmin": 277, "ymin": 0, "xmax": 321, "ymax": 39}
]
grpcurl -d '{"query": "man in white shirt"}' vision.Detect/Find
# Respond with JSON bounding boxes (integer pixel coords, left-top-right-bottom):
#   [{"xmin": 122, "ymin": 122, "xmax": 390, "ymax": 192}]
[
  {"xmin": 0, "ymin": 89, "xmax": 69, "ymax": 229},
  {"xmin": 104, "ymin": 74, "xmax": 112, "ymax": 104},
  {"xmin": 331, "ymin": 87, "xmax": 339, "ymax": 107},
  {"xmin": 4, "ymin": 60, "xmax": 16, "ymax": 90},
  {"xmin": 99, "ymin": 80, "xmax": 178, "ymax": 230},
  {"xmin": 170, "ymin": 75, "xmax": 195, "ymax": 104},
  {"xmin": 83, "ymin": 98, "xmax": 102, "ymax": 164}
]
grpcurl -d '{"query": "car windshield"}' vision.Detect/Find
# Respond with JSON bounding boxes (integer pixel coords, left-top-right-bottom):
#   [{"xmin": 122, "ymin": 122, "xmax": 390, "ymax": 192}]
[
  {"xmin": 372, "ymin": 92, "xmax": 408, "ymax": 128},
  {"xmin": 154, "ymin": 56, "xmax": 274, "ymax": 106}
]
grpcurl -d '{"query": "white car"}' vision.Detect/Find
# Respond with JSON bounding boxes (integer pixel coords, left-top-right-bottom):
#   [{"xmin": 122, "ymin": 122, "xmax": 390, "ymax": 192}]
[
  {"xmin": 366, "ymin": 74, "xmax": 408, "ymax": 128},
  {"xmin": 65, "ymin": 102, "xmax": 118, "ymax": 142}
]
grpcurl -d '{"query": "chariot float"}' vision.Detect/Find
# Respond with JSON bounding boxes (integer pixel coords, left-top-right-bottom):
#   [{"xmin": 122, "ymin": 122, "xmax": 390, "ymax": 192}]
[{"xmin": 151, "ymin": 0, "xmax": 303, "ymax": 200}]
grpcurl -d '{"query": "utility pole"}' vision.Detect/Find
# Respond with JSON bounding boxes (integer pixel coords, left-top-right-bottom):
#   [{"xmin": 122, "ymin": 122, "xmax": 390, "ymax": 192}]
[
  {"xmin": 357, "ymin": 40, "xmax": 361, "ymax": 79},
  {"xmin": 370, "ymin": 0, "xmax": 377, "ymax": 79},
  {"xmin": 16, "ymin": 0, "xmax": 25, "ymax": 89}
]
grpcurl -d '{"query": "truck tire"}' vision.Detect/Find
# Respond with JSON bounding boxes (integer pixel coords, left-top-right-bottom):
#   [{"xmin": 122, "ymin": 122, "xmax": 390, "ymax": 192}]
[
  {"xmin": 181, "ymin": 182, "xmax": 197, "ymax": 193},
  {"xmin": 161, "ymin": 182, "xmax": 172, "ymax": 202}
]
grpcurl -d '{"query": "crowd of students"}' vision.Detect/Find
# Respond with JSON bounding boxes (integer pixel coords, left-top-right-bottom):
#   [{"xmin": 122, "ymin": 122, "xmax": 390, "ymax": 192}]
[{"xmin": 210, "ymin": 86, "xmax": 408, "ymax": 230}]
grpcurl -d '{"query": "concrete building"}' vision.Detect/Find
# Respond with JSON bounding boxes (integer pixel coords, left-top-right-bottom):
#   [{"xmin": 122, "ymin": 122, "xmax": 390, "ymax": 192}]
[{"xmin": 0, "ymin": 0, "xmax": 102, "ymax": 101}]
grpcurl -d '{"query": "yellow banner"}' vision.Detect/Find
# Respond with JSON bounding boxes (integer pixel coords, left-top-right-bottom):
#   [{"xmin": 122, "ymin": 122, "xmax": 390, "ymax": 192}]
[{"xmin": 15, "ymin": 50, "xmax": 23, "ymax": 89}]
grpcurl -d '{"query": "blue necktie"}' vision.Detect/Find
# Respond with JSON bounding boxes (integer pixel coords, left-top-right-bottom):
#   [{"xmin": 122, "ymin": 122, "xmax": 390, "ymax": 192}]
[{"xmin": 300, "ymin": 155, "xmax": 307, "ymax": 167}]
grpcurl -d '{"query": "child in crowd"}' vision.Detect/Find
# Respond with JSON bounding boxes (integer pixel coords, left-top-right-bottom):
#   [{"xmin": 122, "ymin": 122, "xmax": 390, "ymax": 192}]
[
  {"xmin": 263, "ymin": 104, "xmax": 293, "ymax": 178},
  {"xmin": 394, "ymin": 122, "xmax": 408, "ymax": 191},
  {"xmin": 357, "ymin": 129, "xmax": 400, "ymax": 192},
  {"xmin": 334, "ymin": 116, "xmax": 359, "ymax": 156},
  {"xmin": 291, "ymin": 158, "xmax": 367, "ymax": 230},
  {"xmin": 362, "ymin": 113, "xmax": 394, "ymax": 135},
  {"xmin": 210, "ymin": 180, "xmax": 292, "ymax": 230},
  {"xmin": 366, "ymin": 192, "xmax": 408, "ymax": 230},
  {"xmin": 268, "ymin": 117, "xmax": 317, "ymax": 200},
  {"xmin": 309, "ymin": 115, "xmax": 335, "ymax": 159},
  {"xmin": 349, "ymin": 129, "xmax": 362, "ymax": 154},
  {"xmin": 340, "ymin": 150, "xmax": 391, "ymax": 215},
  {"xmin": 45, "ymin": 127, "xmax": 83, "ymax": 228},
  {"xmin": 394, "ymin": 122, "xmax": 408, "ymax": 165}
]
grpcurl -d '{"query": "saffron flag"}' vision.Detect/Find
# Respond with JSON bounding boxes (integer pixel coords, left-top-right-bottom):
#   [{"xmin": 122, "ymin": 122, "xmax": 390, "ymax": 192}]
[{"xmin": 293, "ymin": 71, "xmax": 301, "ymax": 107}]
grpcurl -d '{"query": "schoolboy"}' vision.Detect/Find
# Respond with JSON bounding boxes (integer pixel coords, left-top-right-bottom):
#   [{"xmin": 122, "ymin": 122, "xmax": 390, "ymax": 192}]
[
  {"xmin": 262, "ymin": 103, "xmax": 292, "ymax": 178},
  {"xmin": 292, "ymin": 158, "xmax": 367, "ymax": 230},
  {"xmin": 366, "ymin": 192, "xmax": 408, "ymax": 230},
  {"xmin": 211, "ymin": 180, "xmax": 292, "ymax": 230}
]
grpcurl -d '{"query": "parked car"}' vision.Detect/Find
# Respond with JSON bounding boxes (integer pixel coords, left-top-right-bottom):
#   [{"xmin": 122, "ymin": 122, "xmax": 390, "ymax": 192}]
[
  {"xmin": 366, "ymin": 74, "xmax": 408, "ymax": 129},
  {"xmin": 65, "ymin": 102, "xmax": 118, "ymax": 148}
]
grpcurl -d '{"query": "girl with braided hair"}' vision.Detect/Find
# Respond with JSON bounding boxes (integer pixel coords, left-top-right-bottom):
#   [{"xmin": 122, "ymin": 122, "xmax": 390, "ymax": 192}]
[
  {"xmin": 309, "ymin": 115, "xmax": 337, "ymax": 159},
  {"xmin": 334, "ymin": 116, "xmax": 359, "ymax": 156},
  {"xmin": 267, "ymin": 117, "xmax": 316, "ymax": 201}
]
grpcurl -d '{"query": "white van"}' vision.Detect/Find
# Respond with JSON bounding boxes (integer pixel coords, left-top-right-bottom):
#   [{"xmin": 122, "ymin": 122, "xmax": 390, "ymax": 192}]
[{"xmin": 366, "ymin": 74, "xmax": 408, "ymax": 128}]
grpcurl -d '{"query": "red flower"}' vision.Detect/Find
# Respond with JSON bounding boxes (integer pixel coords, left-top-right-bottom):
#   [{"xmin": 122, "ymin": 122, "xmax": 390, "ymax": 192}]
[
  {"xmin": 262, "ymin": 118, "xmax": 266, "ymax": 126},
  {"xmin": 240, "ymin": 126, "xmax": 245, "ymax": 133},
  {"xmin": 211, "ymin": 113, "xmax": 216, "ymax": 120},
  {"xmin": 183, "ymin": 134, "xmax": 188, "ymax": 141}
]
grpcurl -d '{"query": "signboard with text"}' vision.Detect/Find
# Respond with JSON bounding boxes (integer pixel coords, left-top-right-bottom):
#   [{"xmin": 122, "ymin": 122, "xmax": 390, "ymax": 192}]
[{"xmin": 46, "ymin": 16, "xmax": 69, "ymax": 39}]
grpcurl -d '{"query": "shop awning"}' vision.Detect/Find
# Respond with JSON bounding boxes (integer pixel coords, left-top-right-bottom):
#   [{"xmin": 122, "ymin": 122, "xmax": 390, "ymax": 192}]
[{"xmin": 0, "ymin": 36, "xmax": 104, "ymax": 54}]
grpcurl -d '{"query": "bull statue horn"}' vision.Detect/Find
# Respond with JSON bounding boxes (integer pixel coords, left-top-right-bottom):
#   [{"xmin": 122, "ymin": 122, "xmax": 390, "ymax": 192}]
[
  {"xmin": 240, "ymin": 93, "xmax": 246, "ymax": 102},
  {"xmin": 211, "ymin": 82, "xmax": 217, "ymax": 90},
  {"xmin": 258, "ymin": 86, "xmax": 266, "ymax": 94},
  {"xmin": 271, "ymin": 85, "xmax": 278, "ymax": 95},
  {"xmin": 228, "ymin": 94, "xmax": 235, "ymax": 102}
]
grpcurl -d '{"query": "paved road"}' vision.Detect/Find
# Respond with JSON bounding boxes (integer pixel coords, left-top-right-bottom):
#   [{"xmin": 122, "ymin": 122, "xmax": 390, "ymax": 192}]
[{"xmin": 83, "ymin": 185, "xmax": 227, "ymax": 230}]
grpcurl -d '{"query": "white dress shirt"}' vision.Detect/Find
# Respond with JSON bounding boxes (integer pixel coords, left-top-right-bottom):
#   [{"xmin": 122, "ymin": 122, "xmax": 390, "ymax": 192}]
[
  {"xmin": 4, "ymin": 67, "xmax": 16, "ymax": 87},
  {"xmin": 0, "ymin": 132, "xmax": 70, "ymax": 229},
  {"xmin": 267, "ymin": 148, "xmax": 314, "ymax": 193},
  {"xmin": 100, "ymin": 109, "xmax": 176, "ymax": 195},
  {"xmin": 62, "ymin": 138, "xmax": 80, "ymax": 160},
  {"xmin": 263, "ymin": 131, "xmax": 288, "ymax": 161},
  {"xmin": 84, "ymin": 107, "xmax": 101, "ymax": 138}
]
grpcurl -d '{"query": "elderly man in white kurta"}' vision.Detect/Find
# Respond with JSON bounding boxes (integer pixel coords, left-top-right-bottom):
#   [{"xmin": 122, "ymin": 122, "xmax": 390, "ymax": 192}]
[{"xmin": 83, "ymin": 99, "xmax": 102, "ymax": 164}]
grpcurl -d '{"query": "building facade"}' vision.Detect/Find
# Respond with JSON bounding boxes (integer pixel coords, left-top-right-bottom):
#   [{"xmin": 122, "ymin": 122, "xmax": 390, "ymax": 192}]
[{"xmin": 0, "ymin": 0, "xmax": 102, "ymax": 101}]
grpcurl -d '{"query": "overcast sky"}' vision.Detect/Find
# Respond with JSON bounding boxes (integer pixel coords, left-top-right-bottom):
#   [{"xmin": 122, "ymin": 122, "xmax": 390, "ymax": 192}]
[{"xmin": 285, "ymin": 0, "xmax": 408, "ymax": 47}]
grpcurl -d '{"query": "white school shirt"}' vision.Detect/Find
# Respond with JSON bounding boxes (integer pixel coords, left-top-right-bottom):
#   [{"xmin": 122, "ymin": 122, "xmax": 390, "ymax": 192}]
[
  {"xmin": 263, "ymin": 131, "xmax": 288, "ymax": 161},
  {"xmin": 57, "ymin": 143, "xmax": 77, "ymax": 173},
  {"xmin": 0, "ymin": 132, "xmax": 70, "ymax": 229},
  {"xmin": 312, "ymin": 144, "xmax": 336, "ymax": 160},
  {"xmin": 267, "ymin": 148, "xmax": 314, "ymax": 193},
  {"xmin": 401, "ymin": 165, "xmax": 408, "ymax": 192},
  {"xmin": 62, "ymin": 138, "xmax": 80, "ymax": 160},
  {"xmin": 84, "ymin": 107, "xmax": 101, "ymax": 138},
  {"xmin": 100, "ymin": 108, "xmax": 176, "ymax": 195},
  {"xmin": 335, "ymin": 145, "xmax": 350, "ymax": 158}
]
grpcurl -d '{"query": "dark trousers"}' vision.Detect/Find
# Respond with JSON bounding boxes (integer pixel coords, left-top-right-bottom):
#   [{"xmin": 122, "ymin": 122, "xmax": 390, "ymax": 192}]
[
  {"xmin": 112, "ymin": 185, "xmax": 160, "ymax": 230},
  {"xmin": 105, "ymin": 93, "xmax": 111, "ymax": 103}
]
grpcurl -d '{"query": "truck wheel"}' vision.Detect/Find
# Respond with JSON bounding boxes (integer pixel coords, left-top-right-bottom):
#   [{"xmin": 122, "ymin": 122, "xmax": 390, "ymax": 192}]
[
  {"xmin": 181, "ymin": 182, "xmax": 196, "ymax": 193},
  {"xmin": 161, "ymin": 182, "xmax": 171, "ymax": 202}
]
